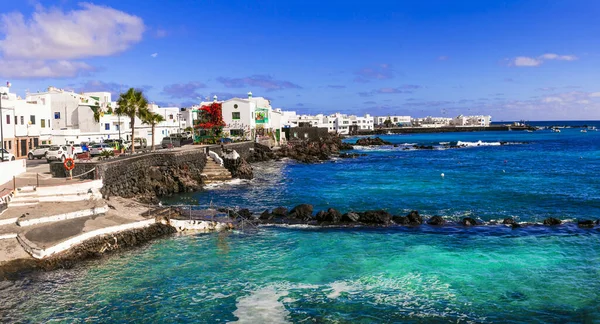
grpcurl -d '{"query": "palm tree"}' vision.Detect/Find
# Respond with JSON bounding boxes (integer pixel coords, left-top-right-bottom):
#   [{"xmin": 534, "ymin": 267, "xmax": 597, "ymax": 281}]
[
  {"xmin": 141, "ymin": 111, "xmax": 165, "ymax": 151},
  {"xmin": 116, "ymin": 88, "xmax": 149, "ymax": 153}
]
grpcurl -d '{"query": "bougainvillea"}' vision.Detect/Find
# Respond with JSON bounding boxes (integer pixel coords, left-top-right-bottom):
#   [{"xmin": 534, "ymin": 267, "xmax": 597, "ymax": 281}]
[{"xmin": 195, "ymin": 102, "xmax": 225, "ymax": 130}]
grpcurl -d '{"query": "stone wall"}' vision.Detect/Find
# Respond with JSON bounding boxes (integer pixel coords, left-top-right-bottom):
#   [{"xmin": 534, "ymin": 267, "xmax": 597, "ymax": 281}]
[
  {"xmin": 99, "ymin": 150, "xmax": 207, "ymax": 202},
  {"xmin": 50, "ymin": 161, "xmax": 99, "ymax": 180}
]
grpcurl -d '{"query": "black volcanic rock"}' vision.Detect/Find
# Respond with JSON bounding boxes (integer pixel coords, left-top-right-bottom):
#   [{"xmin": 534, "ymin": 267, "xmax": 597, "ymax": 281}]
[
  {"xmin": 502, "ymin": 217, "xmax": 516, "ymax": 225},
  {"xmin": 462, "ymin": 217, "xmax": 478, "ymax": 226},
  {"xmin": 427, "ymin": 216, "xmax": 445, "ymax": 225},
  {"xmin": 543, "ymin": 217, "xmax": 561, "ymax": 225},
  {"xmin": 259, "ymin": 209, "xmax": 273, "ymax": 220},
  {"xmin": 392, "ymin": 216, "xmax": 409, "ymax": 225},
  {"xmin": 288, "ymin": 204, "xmax": 314, "ymax": 221},
  {"xmin": 272, "ymin": 207, "xmax": 288, "ymax": 218},
  {"xmin": 355, "ymin": 137, "xmax": 392, "ymax": 146},
  {"xmin": 342, "ymin": 212, "xmax": 360, "ymax": 223},
  {"xmin": 406, "ymin": 210, "xmax": 423, "ymax": 225},
  {"xmin": 238, "ymin": 208, "xmax": 253, "ymax": 219},
  {"xmin": 577, "ymin": 219, "xmax": 594, "ymax": 228},
  {"xmin": 321, "ymin": 208, "xmax": 343, "ymax": 223},
  {"xmin": 358, "ymin": 210, "xmax": 392, "ymax": 225}
]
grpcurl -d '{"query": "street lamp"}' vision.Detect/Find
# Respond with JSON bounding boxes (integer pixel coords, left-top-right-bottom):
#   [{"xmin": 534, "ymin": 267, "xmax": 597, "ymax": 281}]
[{"xmin": 0, "ymin": 92, "xmax": 6, "ymax": 162}]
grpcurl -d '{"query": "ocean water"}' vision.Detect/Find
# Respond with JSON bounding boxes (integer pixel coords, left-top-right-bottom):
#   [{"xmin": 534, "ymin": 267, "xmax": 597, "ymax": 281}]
[{"xmin": 1, "ymin": 125, "xmax": 600, "ymax": 322}]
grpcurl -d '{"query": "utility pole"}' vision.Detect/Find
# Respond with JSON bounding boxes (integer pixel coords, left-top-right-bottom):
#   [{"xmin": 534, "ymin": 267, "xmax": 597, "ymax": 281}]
[{"xmin": 0, "ymin": 91, "xmax": 5, "ymax": 161}]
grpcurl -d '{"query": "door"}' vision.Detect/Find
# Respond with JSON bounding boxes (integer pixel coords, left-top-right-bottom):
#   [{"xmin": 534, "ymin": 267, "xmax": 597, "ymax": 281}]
[
  {"xmin": 33, "ymin": 138, "xmax": 39, "ymax": 148},
  {"xmin": 20, "ymin": 139, "xmax": 27, "ymax": 157}
]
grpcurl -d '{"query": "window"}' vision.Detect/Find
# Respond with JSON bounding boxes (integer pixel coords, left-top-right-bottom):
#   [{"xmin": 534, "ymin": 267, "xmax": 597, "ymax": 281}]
[
  {"xmin": 5, "ymin": 115, "xmax": 9, "ymax": 124},
  {"xmin": 116, "ymin": 124, "xmax": 120, "ymax": 131},
  {"xmin": 169, "ymin": 114, "xmax": 173, "ymax": 120},
  {"xmin": 105, "ymin": 123, "xmax": 110, "ymax": 130},
  {"xmin": 41, "ymin": 119, "xmax": 45, "ymax": 128},
  {"xmin": 393, "ymin": 118, "xmax": 398, "ymax": 122},
  {"xmin": 232, "ymin": 112, "xmax": 240, "ymax": 120},
  {"xmin": 230, "ymin": 129, "xmax": 243, "ymax": 136},
  {"xmin": 20, "ymin": 116, "xmax": 24, "ymax": 125},
  {"xmin": 14, "ymin": 116, "xmax": 16, "ymax": 124},
  {"xmin": 8, "ymin": 141, "xmax": 11, "ymax": 150},
  {"xmin": 30, "ymin": 115, "xmax": 36, "ymax": 125},
  {"xmin": 54, "ymin": 112, "xmax": 61, "ymax": 119},
  {"xmin": 234, "ymin": 104, "xmax": 238, "ymax": 109}
]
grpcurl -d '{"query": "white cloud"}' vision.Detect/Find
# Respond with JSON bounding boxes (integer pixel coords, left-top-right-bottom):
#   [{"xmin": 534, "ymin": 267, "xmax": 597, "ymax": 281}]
[
  {"xmin": 539, "ymin": 53, "xmax": 578, "ymax": 61},
  {"xmin": 589, "ymin": 92, "xmax": 600, "ymax": 97},
  {"xmin": 513, "ymin": 56, "xmax": 542, "ymax": 67},
  {"xmin": 509, "ymin": 53, "xmax": 578, "ymax": 67},
  {"xmin": 0, "ymin": 59, "xmax": 93, "ymax": 78},
  {"xmin": 151, "ymin": 53, "xmax": 158, "ymax": 58},
  {"xmin": 0, "ymin": 3, "xmax": 144, "ymax": 78}
]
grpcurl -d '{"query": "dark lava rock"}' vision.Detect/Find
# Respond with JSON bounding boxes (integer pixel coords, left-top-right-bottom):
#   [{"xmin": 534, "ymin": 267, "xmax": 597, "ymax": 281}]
[
  {"xmin": 543, "ymin": 217, "xmax": 561, "ymax": 225},
  {"xmin": 259, "ymin": 209, "xmax": 273, "ymax": 220},
  {"xmin": 427, "ymin": 216, "xmax": 445, "ymax": 225},
  {"xmin": 358, "ymin": 210, "xmax": 392, "ymax": 225},
  {"xmin": 342, "ymin": 212, "xmax": 360, "ymax": 223},
  {"xmin": 597, "ymin": 219, "xmax": 600, "ymax": 225},
  {"xmin": 355, "ymin": 137, "xmax": 392, "ymax": 146},
  {"xmin": 413, "ymin": 145, "xmax": 435, "ymax": 150},
  {"xmin": 288, "ymin": 204, "xmax": 314, "ymax": 221},
  {"xmin": 318, "ymin": 208, "xmax": 342, "ymax": 223},
  {"xmin": 315, "ymin": 211, "xmax": 326, "ymax": 222},
  {"xmin": 577, "ymin": 219, "xmax": 595, "ymax": 228},
  {"xmin": 462, "ymin": 217, "xmax": 478, "ymax": 226},
  {"xmin": 502, "ymin": 217, "xmax": 516, "ymax": 225},
  {"xmin": 392, "ymin": 216, "xmax": 409, "ymax": 225},
  {"xmin": 406, "ymin": 210, "xmax": 423, "ymax": 225},
  {"xmin": 237, "ymin": 208, "xmax": 253, "ymax": 220},
  {"xmin": 272, "ymin": 207, "xmax": 288, "ymax": 218},
  {"xmin": 511, "ymin": 223, "xmax": 522, "ymax": 229}
]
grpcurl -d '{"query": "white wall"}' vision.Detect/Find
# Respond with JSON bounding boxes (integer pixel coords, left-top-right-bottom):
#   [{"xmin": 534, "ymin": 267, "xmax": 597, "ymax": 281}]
[{"xmin": 0, "ymin": 159, "xmax": 26, "ymax": 185}]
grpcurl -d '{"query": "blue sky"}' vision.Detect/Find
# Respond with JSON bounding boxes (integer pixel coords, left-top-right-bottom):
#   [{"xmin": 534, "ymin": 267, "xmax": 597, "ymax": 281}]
[{"xmin": 1, "ymin": 0, "xmax": 599, "ymax": 120}]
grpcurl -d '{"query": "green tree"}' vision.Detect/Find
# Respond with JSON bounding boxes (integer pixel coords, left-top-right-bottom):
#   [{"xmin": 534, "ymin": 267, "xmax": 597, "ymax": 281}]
[
  {"xmin": 141, "ymin": 111, "xmax": 165, "ymax": 151},
  {"xmin": 383, "ymin": 117, "xmax": 393, "ymax": 128},
  {"xmin": 116, "ymin": 88, "xmax": 149, "ymax": 153}
]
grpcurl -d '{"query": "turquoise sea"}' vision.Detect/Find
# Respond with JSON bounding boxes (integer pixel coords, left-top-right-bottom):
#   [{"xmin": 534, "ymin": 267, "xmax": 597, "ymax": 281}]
[{"xmin": 1, "ymin": 123, "xmax": 600, "ymax": 323}]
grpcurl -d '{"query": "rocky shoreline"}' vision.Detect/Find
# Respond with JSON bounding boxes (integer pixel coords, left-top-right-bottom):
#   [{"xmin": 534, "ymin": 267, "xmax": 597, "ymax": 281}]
[
  {"xmin": 0, "ymin": 224, "xmax": 176, "ymax": 281},
  {"xmin": 234, "ymin": 204, "xmax": 600, "ymax": 229}
]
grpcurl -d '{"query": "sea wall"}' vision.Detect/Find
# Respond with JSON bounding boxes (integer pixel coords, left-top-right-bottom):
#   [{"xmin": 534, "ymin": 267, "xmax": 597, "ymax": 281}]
[
  {"xmin": 99, "ymin": 150, "xmax": 207, "ymax": 202},
  {"xmin": 50, "ymin": 161, "xmax": 99, "ymax": 179}
]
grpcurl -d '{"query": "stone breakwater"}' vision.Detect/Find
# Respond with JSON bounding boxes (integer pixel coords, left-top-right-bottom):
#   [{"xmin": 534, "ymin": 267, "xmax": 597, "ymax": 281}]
[
  {"xmin": 99, "ymin": 150, "xmax": 208, "ymax": 203},
  {"xmin": 237, "ymin": 204, "xmax": 600, "ymax": 229},
  {"xmin": 0, "ymin": 223, "xmax": 176, "ymax": 280},
  {"xmin": 251, "ymin": 135, "xmax": 354, "ymax": 164}
]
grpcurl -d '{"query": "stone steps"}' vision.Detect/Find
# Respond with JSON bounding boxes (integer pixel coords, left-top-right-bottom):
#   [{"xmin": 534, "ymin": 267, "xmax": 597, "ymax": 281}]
[{"xmin": 201, "ymin": 158, "xmax": 232, "ymax": 184}]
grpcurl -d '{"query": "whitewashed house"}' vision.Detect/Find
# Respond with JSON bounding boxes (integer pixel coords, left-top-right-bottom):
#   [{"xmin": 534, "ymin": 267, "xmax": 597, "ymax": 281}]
[{"xmin": 0, "ymin": 86, "xmax": 52, "ymax": 158}]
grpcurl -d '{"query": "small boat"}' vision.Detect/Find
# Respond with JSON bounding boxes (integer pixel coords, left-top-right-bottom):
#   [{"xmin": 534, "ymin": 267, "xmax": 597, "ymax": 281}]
[
  {"xmin": 581, "ymin": 129, "xmax": 587, "ymax": 133},
  {"xmin": 551, "ymin": 128, "xmax": 561, "ymax": 133}
]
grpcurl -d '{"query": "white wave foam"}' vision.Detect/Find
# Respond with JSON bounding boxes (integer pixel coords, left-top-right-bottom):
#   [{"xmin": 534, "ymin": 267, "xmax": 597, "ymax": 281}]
[
  {"xmin": 204, "ymin": 178, "xmax": 250, "ymax": 190},
  {"xmin": 456, "ymin": 140, "xmax": 501, "ymax": 147},
  {"xmin": 232, "ymin": 286, "xmax": 291, "ymax": 324}
]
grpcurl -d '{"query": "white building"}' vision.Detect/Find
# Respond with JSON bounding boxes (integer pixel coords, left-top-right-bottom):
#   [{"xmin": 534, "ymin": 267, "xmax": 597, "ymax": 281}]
[
  {"xmin": 217, "ymin": 92, "xmax": 284, "ymax": 146},
  {"xmin": 411, "ymin": 116, "xmax": 453, "ymax": 127},
  {"xmin": 24, "ymin": 87, "xmax": 182, "ymax": 146},
  {"xmin": 451, "ymin": 115, "xmax": 492, "ymax": 127},
  {"xmin": 1, "ymin": 86, "xmax": 53, "ymax": 158},
  {"xmin": 374, "ymin": 115, "xmax": 412, "ymax": 126}
]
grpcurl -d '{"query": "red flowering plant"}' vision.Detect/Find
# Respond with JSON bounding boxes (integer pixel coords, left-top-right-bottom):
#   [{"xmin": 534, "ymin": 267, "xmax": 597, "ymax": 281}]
[{"xmin": 194, "ymin": 102, "xmax": 225, "ymax": 139}]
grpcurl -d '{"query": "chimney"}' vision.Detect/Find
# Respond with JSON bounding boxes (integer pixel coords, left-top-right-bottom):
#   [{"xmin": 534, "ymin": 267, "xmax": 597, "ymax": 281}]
[
  {"xmin": 213, "ymin": 95, "xmax": 218, "ymax": 102},
  {"xmin": 248, "ymin": 91, "xmax": 252, "ymax": 99}
]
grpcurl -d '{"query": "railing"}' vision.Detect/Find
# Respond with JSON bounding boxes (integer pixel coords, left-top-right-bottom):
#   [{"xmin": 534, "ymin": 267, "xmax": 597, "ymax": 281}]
[{"xmin": 148, "ymin": 204, "xmax": 259, "ymax": 232}]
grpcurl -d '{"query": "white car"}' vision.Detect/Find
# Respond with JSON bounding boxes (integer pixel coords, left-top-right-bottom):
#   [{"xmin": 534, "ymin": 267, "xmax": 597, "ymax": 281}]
[
  {"xmin": 46, "ymin": 145, "xmax": 72, "ymax": 163},
  {"xmin": 1, "ymin": 148, "xmax": 16, "ymax": 161},
  {"xmin": 89, "ymin": 144, "xmax": 114, "ymax": 156},
  {"xmin": 28, "ymin": 145, "xmax": 51, "ymax": 160}
]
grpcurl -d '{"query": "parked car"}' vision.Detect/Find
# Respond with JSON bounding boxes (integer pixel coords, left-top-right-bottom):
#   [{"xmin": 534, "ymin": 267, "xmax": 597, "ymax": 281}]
[
  {"xmin": 71, "ymin": 144, "xmax": 84, "ymax": 155},
  {"xmin": 89, "ymin": 144, "xmax": 114, "ymax": 156},
  {"xmin": 161, "ymin": 136, "xmax": 182, "ymax": 148},
  {"xmin": 46, "ymin": 145, "xmax": 71, "ymax": 163},
  {"xmin": 28, "ymin": 145, "xmax": 51, "ymax": 159},
  {"xmin": 1, "ymin": 148, "xmax": 16, "ymax": 161},
  {"xmin": 133, "ymin": 138, "xmax": 147, "ymax": 150}
]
